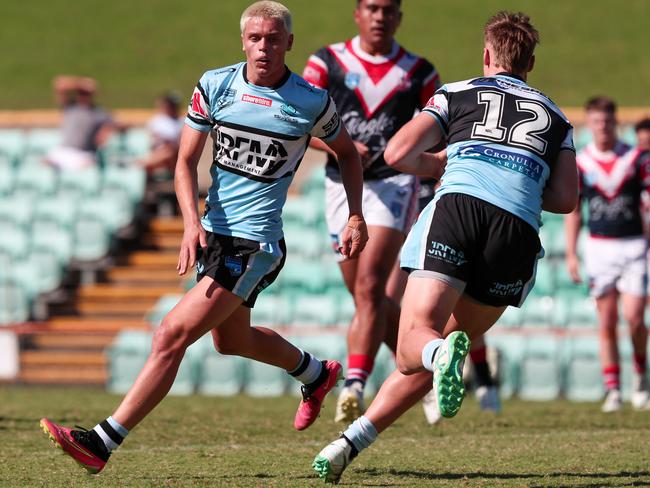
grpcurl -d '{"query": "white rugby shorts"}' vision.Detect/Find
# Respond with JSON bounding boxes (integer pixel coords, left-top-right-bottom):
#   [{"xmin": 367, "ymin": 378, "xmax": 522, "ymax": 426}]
[
  {"xmin": 325, "ymin": 173, "xmax": 418, "ymax": 259},
  {"xmin": 585, "ymin": 235, "xmax": 648, "ymax": 298}
]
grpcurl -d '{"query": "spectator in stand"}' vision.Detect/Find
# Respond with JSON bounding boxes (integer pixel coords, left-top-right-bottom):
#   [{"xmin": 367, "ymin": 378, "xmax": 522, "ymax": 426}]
[
  {"xmin": 636, "ymin": 117, "xmax": 650, "ymax": 151},
  {"xmin": 46, "ymin": 76, "xmax": 117, "ymax": 170},
  {"xmin": 139, "ymin": 92, "xmax": 184, "ymax": 175}
]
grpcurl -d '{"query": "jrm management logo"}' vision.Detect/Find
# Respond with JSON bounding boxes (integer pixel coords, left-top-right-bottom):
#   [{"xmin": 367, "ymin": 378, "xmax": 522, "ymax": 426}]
[
  {"xmin": 427, "ymin": 241, "xmax": 468, "ymax": 266},
  {"xmin": 489, "ymin": 280, "xmax": 523, "ymax": 297}
]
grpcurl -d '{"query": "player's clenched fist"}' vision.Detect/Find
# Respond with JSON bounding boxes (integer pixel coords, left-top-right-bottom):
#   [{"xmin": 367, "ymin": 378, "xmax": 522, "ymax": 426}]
[{"xmin": 339, "ymin": 214, "xmax": 368, "ymax": 259}]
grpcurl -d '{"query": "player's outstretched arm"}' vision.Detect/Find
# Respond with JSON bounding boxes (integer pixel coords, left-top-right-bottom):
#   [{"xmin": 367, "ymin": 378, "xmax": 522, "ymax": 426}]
[
  {"xmin": 324, "ymin": 126, "xmax": 368, "ymax": 259},
  {"xmin": 174, "ymin": 125, "xmax": 209, "ymax": 275},
  {"xmin": 384, "ymin": 113, "xmax": 445, "ymax": 178}
]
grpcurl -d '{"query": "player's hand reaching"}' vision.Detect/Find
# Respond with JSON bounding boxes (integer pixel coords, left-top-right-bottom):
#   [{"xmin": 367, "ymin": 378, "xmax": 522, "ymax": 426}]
[
  {"xmin": 339, "ymin": 214, "xmax": 368, "ymax": 259},
  {"xmin": 177, "ymin": 222, "xmax": 207, "ymax": 276},
  {"xmin": 566, "ymin": 253, "xmax": 582, "ymax": 284}
]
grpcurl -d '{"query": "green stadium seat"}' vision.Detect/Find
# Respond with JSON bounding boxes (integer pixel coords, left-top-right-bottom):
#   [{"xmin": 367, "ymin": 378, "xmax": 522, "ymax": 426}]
[
  {"xmin": 486, "ymin": 334, "xmax": 525, "ymax": 398},
  {"xmin": 565, "ymin": 336, "xmax": 603, "ymax": 401},
  {"xmin": 555, "ymin": 262, "xmax": 589, "ymax": 298},
  {"xmin": 299, "ymin": 167, "xmax": 326, "ymax": 197},
  {"xmin": 0, "ymin": 129, "xmax": 26, "ymax": 161},
  {"xmin": 103, "ymin": 165, "xmax": 146, "ymax": 204},
  {"xmin": 333, "ymin": 291, "xmax": 355, "ymax": 324},
  {"xmin": 284, "ymin": 226, "xmax": 326, "ymax": 259},
  {"xmin": 14, "ymin": 162, "xmax": 58, "ymax": 198},
  {"xmin": 72, "ymin": 219, "xmax": 110, "ymax": 261},
  {"xmin": 79, "ymin": 194, "xmax": 133, "ymax": 233},
  {"xmin": 0, "ymin": 226, "xmax": 29, "ymax": 259},
  {"xmin": 279, "ymin": 258, "xmax": 328, "ymax": 293},
  {"xmin": 58, "ymin": 166, "xmax": 102, "ymax": 198},
  {"xmin": 539, "ymin": 220, "xmax": 565, "ymax": 257},
  {"xmin": 33, "ymin": 195, "xmax": 78, "ymax": 230},
  {"xmin": 0, "ymin": 253, "xmax": 12, "ymax": 282},
  {"xmin": 564, "ymin": 296, "xmax": 597, "ymax": 328},
  {"xmin": 521, "ymin": 296, "xmax": 555, "ymax": 327},
  {"xmin": 282, "ymin": 195, "xmax": 321, "ymax": 226},
  {"xmin": 290, "ymin": 294, "xmax": 338, "ymax": 327},
  {"xmin": 31, "ymin": 225, "xmax": 73, "ymax": 265},
  {"xmin": 25, "ymin": 129, "xmax": 61, "ymax": 155},
  {"xmin": 574, "ymin": 127, "xmax": 593, "ymax": 152},
  {"xmin": 107, "ymin": 329, "xmax": 197, "ymax": 395},
  {"xmin": 125, "ymin": 129, "xmax": 150, "ymax": 157},
  {"xmin": 0, "ymin": 164, "xmax": 14, "ymax": 195},
  {"xmin": 0, "ymin": 196, "xmax": 34, "ymax": 230},
  {"xmin": 619, "ymin": 125, "xmax": 637, "ymax": 146},
  {"xmin": 0, "ymin": 282, "xmax": 30, "ymax": 325},
  {"xmin": 23, "ymin": 251, "xmax": 63, "ymax": 295},
  {"xmin": 495, "ymin": 306, "xmax": 524, "ymax": 328},
  {"xmin": 251, "ymin": 295, "xmax": 291, "ymax": 327},
  {"xmin": 106, "ymin": 331, "xmax": 151, "ymax": 394},
  {"xmin": 243, "ymin": 361, "xmax": 288, "ymax": 397},
  {"xmin": 518, "ymin": 336, "xmax": 562, "ymax": 400},
  {"xmin": 531, "ymin": 260, "xmax": 555, "ymax": 297},
  {"xmin": 146, "ymin": 294, "xmax": 183, "ymax": 326},
  {"xmin": 197, "ymin": 349, "xmax": 247, "ymax": 396}
]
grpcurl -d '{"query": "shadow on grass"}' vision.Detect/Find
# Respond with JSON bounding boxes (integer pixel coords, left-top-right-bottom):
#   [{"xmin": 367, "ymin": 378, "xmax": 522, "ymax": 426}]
[{"xmin": 356, "ymin": 468, "xmax": 650, "ymax": 486}]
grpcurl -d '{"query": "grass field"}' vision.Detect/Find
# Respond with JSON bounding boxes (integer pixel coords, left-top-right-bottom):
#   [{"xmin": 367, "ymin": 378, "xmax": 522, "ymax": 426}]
[
  {"xmin": 3, "ymin": 386, "xmax": 650, "ymax": 487},
  {"xmin": 3, "ymin": 1, "xmax": 649, "ymax": 109}
]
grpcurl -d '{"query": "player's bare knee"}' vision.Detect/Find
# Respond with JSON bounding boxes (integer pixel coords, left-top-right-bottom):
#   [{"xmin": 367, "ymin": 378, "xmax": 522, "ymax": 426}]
[
  {"xmin": 396, "ymin": 351, "xmax": 418, "ymax": 375},
  {"xmin": 153, "ymin": 316, "xmax": 191, "ymax": 359},
  {"xmin": 355, "ymin": 274, "xmax": 385, "ymax": 308}
]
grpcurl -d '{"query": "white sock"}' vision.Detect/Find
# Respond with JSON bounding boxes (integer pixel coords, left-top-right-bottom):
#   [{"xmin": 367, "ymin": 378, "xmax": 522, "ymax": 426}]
[
  {"xmin": 93, "ymin": 416, "xmax": 129, "ymax": 453},
  {"xmin": 288, "ymin": 350, "xmax": 323, "ymax": 385},
  {"xmin": 421, "ymin": 338, "xmax": 444, "ymax": 373},
  {"xmin": 342, "ymin": 415, "xmax": 378, "ymax": 452}
]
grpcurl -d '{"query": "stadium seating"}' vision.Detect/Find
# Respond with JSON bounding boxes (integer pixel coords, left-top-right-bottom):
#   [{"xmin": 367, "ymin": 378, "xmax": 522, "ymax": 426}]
[
  {"xmin": 0, "ymin": 127, "xmax": 149, "ymax": 326},
  {"xmin": 518, "ymin": 336, "xmax": 563, "ymax": 400},
  {"xmin": 564, "ymin": 336, "xmax": 603, "ymax": 401}
]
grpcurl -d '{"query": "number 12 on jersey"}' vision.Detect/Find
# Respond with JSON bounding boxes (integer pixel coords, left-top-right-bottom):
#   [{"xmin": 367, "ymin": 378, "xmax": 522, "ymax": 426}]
[{"xmin": 472, "ymin": 90, "xmax": 551, "ymax": 155}]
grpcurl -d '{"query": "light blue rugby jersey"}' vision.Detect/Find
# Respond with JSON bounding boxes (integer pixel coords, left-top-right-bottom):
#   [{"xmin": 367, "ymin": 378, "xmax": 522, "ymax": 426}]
[
  {"xmin": 421, "ymin": 74, "xmax": 574, "ymax": 231},
  {"xmin": 185, "ymin": 62, "xmax": 341, "ymax": 242}
]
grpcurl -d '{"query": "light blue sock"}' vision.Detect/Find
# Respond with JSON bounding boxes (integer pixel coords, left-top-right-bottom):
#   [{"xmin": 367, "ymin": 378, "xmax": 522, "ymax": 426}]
[
  {"xmin": 421, "ymin": 338, "xmax": 444, "ymax": 373},
  {"xmin": 342, "ymin": 415, "xmax": 378, "ymax": 453}
]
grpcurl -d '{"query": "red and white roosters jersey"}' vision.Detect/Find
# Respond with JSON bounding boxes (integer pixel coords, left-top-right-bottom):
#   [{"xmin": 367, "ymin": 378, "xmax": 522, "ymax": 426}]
[
  {"xmin": 577, "ymin": 142, "xmax": 650, "ymax": 237},
  {"xmin": 303, "ymin": 36, "xmax": 440, "ymax": 180}
]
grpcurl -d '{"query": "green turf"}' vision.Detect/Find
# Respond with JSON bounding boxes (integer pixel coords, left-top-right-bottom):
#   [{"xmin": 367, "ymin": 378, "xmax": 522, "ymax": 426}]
[
  {"xmin": 2, "ymin": 1, "xmax": 649, "ymax": 109},
  {"xmin": 3, "ymin": 386, "xmax": 650, "ymax": 487}
]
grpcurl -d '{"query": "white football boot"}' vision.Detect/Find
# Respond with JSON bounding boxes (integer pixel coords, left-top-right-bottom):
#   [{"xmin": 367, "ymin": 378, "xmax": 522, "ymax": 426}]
[
  {"xmin": 334, "ymin": 382, "xmax": 365, "ymax": 423},
  {"xmin": 421, "ymin": 389, "xmax": 442, "ymax": 425},
  {"xmin": 602, "ymin": 389, "xmax": 622, "ymax": 413},
  {"xmin": 313, "ymin": 437, "xmax": 356, "ymax": 484},
  {"xmin": 631, "ymin": 375, "xmax": 650, "ymax": 410}
]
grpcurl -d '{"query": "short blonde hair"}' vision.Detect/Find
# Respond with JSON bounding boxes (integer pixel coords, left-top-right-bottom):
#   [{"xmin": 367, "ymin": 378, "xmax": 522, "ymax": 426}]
[{"xmin": 240, "ymin": 1, "xmax": 292, "ymax": 34}]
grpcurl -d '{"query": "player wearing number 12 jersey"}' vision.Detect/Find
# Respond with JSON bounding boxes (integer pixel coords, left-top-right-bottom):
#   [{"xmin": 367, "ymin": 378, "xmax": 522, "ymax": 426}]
[{"xmin": 313, "ymin": 11, "xmax": 578, "ymax": 484}]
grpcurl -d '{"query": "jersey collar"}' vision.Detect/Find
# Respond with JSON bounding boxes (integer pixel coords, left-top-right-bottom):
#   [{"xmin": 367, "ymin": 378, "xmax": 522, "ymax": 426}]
[
  {"xmin": 242, "ymin": 63, "xmax": 291, "ymax": 90},
  {"xmin": 350, "ymin": 35, "xmax": 400, "ymax": 64},
  {"xmin": 494, "ymin": 72, "xmax": 525, "ymax": 83}
]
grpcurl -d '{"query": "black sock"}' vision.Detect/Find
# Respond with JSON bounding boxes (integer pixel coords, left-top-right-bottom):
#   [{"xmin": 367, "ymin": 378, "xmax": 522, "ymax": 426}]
[
  {"xmin": 341, "ymin": 434, "xmax": 359, "ymax": 460},
  {"xmin": 474, "ymin": 361, "xmax": 494, "ymax": 387},
  {"xmin": 344, "ymin": 378, "xmax": 365, "ymax": 388}
]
